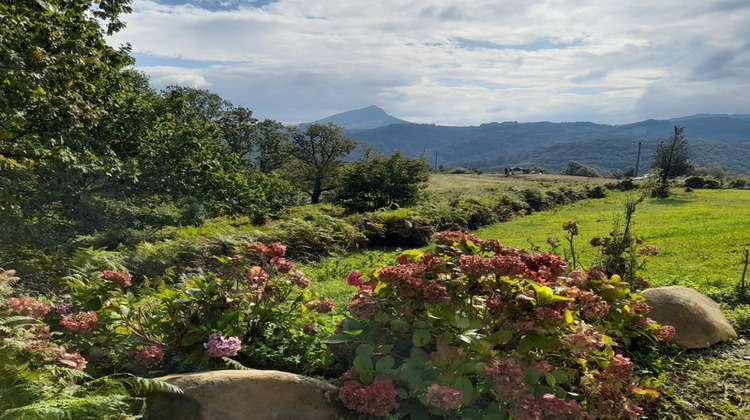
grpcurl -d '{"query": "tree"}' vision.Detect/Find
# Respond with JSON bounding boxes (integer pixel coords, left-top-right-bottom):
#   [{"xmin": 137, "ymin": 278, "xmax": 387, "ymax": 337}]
[
  {"xmin": 335, "ymin": 149, "xmax": 430, "ymax": 212},
  {"xmin": 651, "ymin": 125, "xmax": 691, "ymax": 197},
  {"xmin": 562, "ymin": 161, "xmax": 599, "ymax": 177},
  {"xmin": 284, "ymin": 123, "xmax": 357, "ymax": 204}
]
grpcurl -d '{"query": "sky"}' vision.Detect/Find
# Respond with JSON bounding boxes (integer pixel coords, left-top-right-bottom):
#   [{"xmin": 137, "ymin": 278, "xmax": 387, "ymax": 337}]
[{"xmin": 108, "ymin": 0, "xmax": 750, "ymax": 126}]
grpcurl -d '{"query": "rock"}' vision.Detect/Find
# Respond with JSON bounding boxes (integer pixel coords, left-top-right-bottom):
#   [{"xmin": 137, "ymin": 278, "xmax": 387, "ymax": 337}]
[
  {"xmin": 642, "ymin": 286, "xmax": 737, "ymax": 349},
  {"xmin": 146, "ymin": 369, "xmax": 349, "ymax": 420}
]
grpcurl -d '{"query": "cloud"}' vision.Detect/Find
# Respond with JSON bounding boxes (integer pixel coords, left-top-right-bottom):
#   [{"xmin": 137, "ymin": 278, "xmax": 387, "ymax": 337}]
[{"xmin": 109, "ymin": 0, "xmax": 750, "ymax": 125}]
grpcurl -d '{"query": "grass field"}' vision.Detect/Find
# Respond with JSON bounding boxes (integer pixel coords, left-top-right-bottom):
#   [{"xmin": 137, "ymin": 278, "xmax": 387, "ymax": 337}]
[
  {"xmin": 474, "ymin": 188, "xmax": 750, "ymax": 292},
  {"xmin": 427, "ymin": 172, "xmax": 613, "ymax": 190}
]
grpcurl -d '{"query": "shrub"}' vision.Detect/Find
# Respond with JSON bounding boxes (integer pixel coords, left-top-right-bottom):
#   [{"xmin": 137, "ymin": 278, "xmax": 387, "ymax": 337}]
[
  {"xmin": 329, "ymin": 231, "xmax": 670, "ymax": 419},
  {"xmin": 274, "ymin": 213, "xmax": 366, "ymax": 261},
  {"xmin": 0, "ymin": 268, "xmax": 179, "ymax": 418},
  {"xmin": 563, "ymin": 161, "xmax": 600, "ymax": 178},
  {"xmin": 335, "ymin": 150, "xmax": 430, "ymax": 213},
  {"xmin": 36, "ymin": 241, "xmax": 336, "ymax": 376}
]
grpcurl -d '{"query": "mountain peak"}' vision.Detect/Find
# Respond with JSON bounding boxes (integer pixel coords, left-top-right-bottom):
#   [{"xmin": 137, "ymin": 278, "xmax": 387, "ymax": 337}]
[{"xmin": 307, "ymin": 105, "xmax": 412, "ymax": 131}]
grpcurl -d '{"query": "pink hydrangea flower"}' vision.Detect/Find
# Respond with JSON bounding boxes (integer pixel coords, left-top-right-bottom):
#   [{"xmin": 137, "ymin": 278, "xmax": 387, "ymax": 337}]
[
  {"xmin": 291, "ymin": 270, "xmax": 310, "ymax": 289},
  {"xmin": 338, "ymin": 380, "xmax": 400, "ymax": 417},
  {"xmin": 204, "ymin": 332, "xmax": 242, "ymax": 357},
  {"xmin": 100, "ymin": 270, "xmax": 133, "ymax": 287},
  {"xmin": 307, "ymin": 298, "xmax": 335, "ymax": 314},
  {"xmin": 348, "ymin": 292, "xmax": 377, "ymax": 320},
  {"xmin": 60, "ymin": 352, "xmax": 87, "ymax": 370},
  {"xmin": 7, "ymin": 297, "xmax": 51, "ymax": 318},
  {"xmin": 654, "ymin": 325, "xmax": 676, "ymax": 341},
  {"xmin": 60, "ymin": 311, "xmax": 98, "ymax": 332},
  {"xmin": 347, "ymin": 270, "xmax": 363, "ymax": 287},
  {"xmin": 426, "ymin": 383, "xmax": 463, "ymax": 410},
  {"xmin": 272, "ymin": 257, "xmax": 294, "ymax": 274},
  {"xmin": 133, "ymin": 345, "xmax": 165, "ymax": 368}
]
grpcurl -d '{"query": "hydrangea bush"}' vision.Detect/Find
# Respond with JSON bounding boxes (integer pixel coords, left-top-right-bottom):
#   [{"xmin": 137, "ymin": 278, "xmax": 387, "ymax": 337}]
[
  {"xmin": 330, "ymin": 231, "xmax": 672, "ymax": 419},
  {"xmin": 21, "ymin": 241, "xmax": 335, "ymax": 375}
]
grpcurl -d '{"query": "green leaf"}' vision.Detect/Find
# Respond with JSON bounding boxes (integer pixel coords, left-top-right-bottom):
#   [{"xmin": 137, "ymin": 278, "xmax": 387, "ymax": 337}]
[
  {"xmin": 322, "ymin": 334, "xmax": 355, "ymax": 344},
  {"xmin": 412, "ymin": 329, "xmax": 431, "ymax": 347},
  {"xmin": 353, "ymin": 354, "xmax": 373, "ymax": 374},
  {"xmin": 355, "ymin": 343, "xmax": 375, "ymax": 357},
  {"xmin": 375, "ymin": 355, "xmax": 395, "ymax": 372},
  {"xmin": 523, "ymin": 367, "xmax": 540, "ymax": 386}
]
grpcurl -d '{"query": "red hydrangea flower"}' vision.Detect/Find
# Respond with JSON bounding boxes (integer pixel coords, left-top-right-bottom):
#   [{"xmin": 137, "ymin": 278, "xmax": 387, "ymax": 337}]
[{"xmin": 347, "ymin": 270, "xmax": 363, "ymax": 287}]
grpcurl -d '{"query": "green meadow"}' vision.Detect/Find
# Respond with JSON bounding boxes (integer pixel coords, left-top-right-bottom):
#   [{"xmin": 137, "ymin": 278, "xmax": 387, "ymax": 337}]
[{"xmin": 475, "ymin": 189, "xmax": 750, "ymax": 293}]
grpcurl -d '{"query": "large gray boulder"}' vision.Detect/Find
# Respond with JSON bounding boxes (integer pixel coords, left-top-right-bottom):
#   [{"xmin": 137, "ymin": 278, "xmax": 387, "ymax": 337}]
[
  {"xmin": 642, "ymin": 286, "xmax": 737, "ymax": 349},
  {"xmin": 146, "ymin": 369, "xmax": 348, "ymax": 420}
]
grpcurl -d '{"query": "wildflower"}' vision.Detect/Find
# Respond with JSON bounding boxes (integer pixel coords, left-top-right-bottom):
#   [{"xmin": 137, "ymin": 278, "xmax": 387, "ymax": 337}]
[
  {"xmin": 547, "ymin": 236, "xmax": 560, "ymax": 245},
  {"xmin": 338, "ymin": 380, "xmax": 400, "ymax": 417},
  {"xmin": 204, "ymin": 332, "xmax": 242, "ymax": 357},
  {"xmin": 347, "ymin": 270, "xmax": 363, "ymax": 287},
  {"xmin": 426, "ymin": 383, "xmax": 463, "ymax": 410},
  {"xmin": 133, "ymin": 345, "xmax": 164, "ymax": 368},
  {"xmin": 307, "ymin": 298, "xmax": 335, "ymax": 314},
  {"xmin": 60, "ymin": 311, "xmax": 98, "ymax": 332},
  {"xmin": 100, "ymin": 270, "xmax": 133, "ymax": 287},
  {"xmin": 60, "ymin": 352, "xmax": 88, "ymax": 370},
  {"xmin": 7, "ymin": 296, "xmax": 51, "ymax": 318},
  {"xmin": 590, "ymin": 236, "xmax": 603, "ymax": 247}
]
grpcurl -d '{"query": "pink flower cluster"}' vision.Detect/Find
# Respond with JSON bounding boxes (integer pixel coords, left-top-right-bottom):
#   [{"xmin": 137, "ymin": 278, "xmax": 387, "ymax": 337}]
[
  {"xmin": 100, "ymin": 270, "xmax": 132, "ymax": 287},
  {"xmin": 307, "ymin": 298, "xmax": 335, "ymax": 314},
  {"xmin": 251, "ymin": 241, "xmax": 287, "ymax": 258},
  {"xmin": 133, "ymin": 345, "xmax": 165, "ymax": 368},
  {"xmin": 338, "ymin": 380, "xmax": 400, "ymax": 417},
  {"xmin": 348, "ymin": 290, "xmax": 377, "ymax": 320},
  {"xmin": 7, "ymin": 296, "xmax": 51, "ymax": 318},
  {"xmin": 562, "ymin": 220, "xmax": 579, "ymax": 235},
  {"xmin": 484, "ymin": 358, "xmax": 528, "ymax": 400},
  {"xmin": 576, "ymin": 290, "xmax": 611, "ymax": 318},
  {"xmin": 290, "ymin": 270, "xmax": 310, "ymax": 289},
  {"xmin": 59, "ymin": 311, "xmax": 98, "ymax": 332},
  {"xmin": 638, "ymin": 245, "xmax": 660, "ymax": 256},
  {"xmin": 602, "ymin": 354, "xmax": 634, "ymax": 383},
  {"xmin": 271, "ymin": 257, "xmax": 294, "ymax": 274},
  {"xmin": 204, "ymin": 332, "xmax": 242, "ymax": 357},
  {"xmin": 425, "ymin": 383, "xmax": 463, "ymax": 410},
  {"xmin": 563, "ymin": 324, "xmax": 605, "ymax": 354},
  {"xmin": 509, "ymin": 393, "xmax": 585, "ymax": 420},
  {"xmin": 60, "ymin": 352, "xmax": 87, "ymax": 370},
  {"xmin": 654, "ymin": 325, "xmax": 676, "ymax": 341}
]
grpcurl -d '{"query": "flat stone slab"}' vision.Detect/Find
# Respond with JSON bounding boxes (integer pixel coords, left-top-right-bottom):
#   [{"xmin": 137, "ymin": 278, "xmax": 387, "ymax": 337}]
[
  {"xmin": 146, "ymin": 369, "xmax": 348, "ymax": 420},
  {"xmin": 642, "ymin": 286, "xmax": 737, "ymax": 349}
]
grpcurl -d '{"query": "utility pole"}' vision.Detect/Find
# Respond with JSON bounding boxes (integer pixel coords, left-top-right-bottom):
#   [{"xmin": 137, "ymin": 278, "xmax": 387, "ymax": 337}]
[{"xmin": 633, "ymin": 141, "xmax": 643, "ymax": 177}]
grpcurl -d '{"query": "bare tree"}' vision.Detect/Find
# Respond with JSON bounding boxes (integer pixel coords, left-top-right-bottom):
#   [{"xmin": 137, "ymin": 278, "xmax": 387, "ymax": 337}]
[{"xmin": 650, "ymin": 125, "xmax": 691, "ymax": 197}]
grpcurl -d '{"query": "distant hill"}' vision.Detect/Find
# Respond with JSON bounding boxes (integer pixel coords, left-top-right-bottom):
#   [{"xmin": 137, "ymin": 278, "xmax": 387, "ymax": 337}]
[
  {"xmin": 305, "ymin": 107, "xmax": 750, "ymax": 173},
  {"xmin": 302, "ymin": 105, "xmax": 412, "ymax": 131}
]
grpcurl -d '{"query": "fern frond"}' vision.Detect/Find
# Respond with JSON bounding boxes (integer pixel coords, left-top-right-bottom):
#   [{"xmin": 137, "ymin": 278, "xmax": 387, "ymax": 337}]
[
  {"xmin": 222, "ymin": 357, "xmax": 253, "ymax": 370},
  {"xmin": 87, "ymin": 374, "xmax": 182, "ymax": 396}
]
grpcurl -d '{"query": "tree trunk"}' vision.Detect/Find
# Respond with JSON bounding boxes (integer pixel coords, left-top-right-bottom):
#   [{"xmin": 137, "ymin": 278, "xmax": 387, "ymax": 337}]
[{"xmin": 310, "ymin": 179, "xmax": 322, "ymax": 204}]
